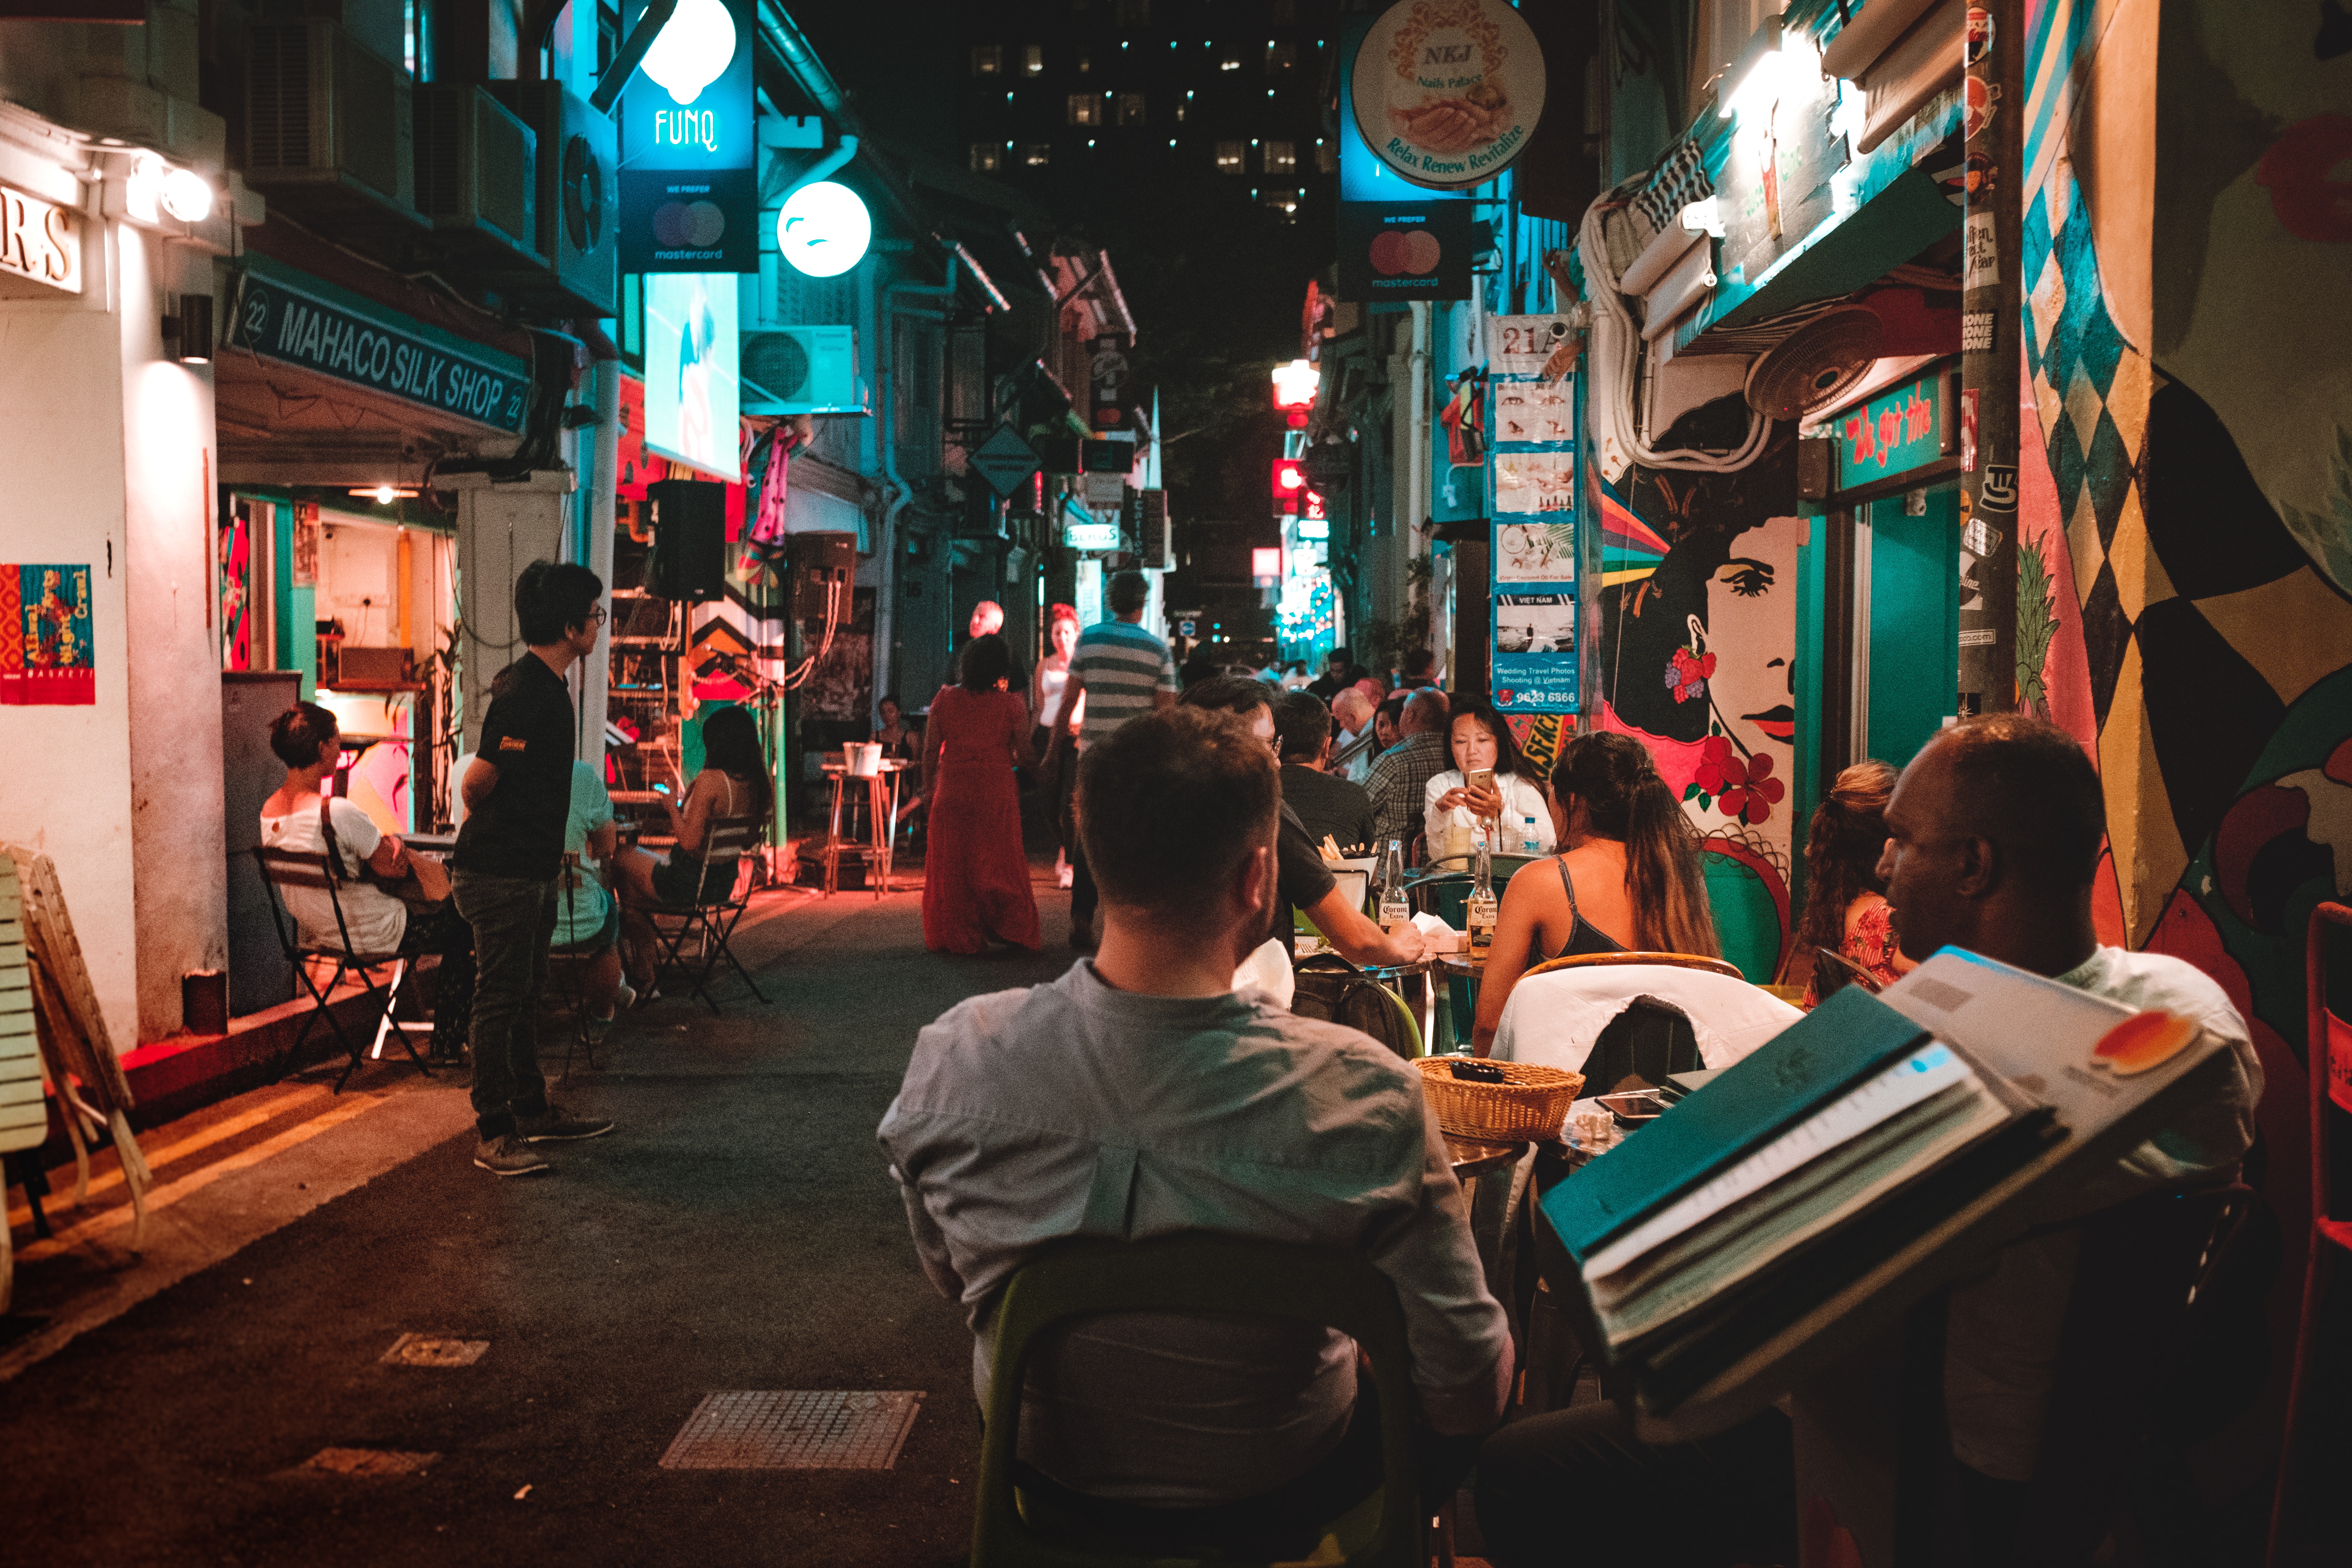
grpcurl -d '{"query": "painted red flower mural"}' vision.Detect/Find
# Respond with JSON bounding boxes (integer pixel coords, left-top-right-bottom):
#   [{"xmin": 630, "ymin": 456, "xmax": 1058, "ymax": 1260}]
[
  {"xmin": 1691, "ymin": 735, "xmax": 1785, "ymax": 825},
  {"xmin": 1666, "ymin": 647, "xmax": 1717, "ymax": 704}
]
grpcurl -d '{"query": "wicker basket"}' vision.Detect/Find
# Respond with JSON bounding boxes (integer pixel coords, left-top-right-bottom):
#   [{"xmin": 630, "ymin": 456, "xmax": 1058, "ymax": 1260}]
[{"xmin": 1415, "ymin": 1057, "xmax": 1585, "ymax": 1142}]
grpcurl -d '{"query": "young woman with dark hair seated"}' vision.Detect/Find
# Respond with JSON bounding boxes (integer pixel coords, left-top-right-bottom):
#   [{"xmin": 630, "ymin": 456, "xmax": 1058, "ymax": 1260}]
[
  {"xmin": 1470, "ymin": 731, "xmax": 1717, "ymax": 1054},
  {"xmin": 613, "ymin": 703, "xmax": 773, "ymax": 989},
  {"xmin": 1786, "ymin": 758, "xmax": 1913, "ymax": 1005}
]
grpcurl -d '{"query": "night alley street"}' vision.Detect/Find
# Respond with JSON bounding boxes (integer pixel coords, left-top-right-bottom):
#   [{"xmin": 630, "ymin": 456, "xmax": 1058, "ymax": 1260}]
[{"xmin": 4, "ymin": 880, "xmax": 1071, "ymax": 1568}]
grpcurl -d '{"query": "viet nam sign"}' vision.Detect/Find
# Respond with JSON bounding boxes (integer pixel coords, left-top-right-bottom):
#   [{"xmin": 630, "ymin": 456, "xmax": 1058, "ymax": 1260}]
[
  {"xmin": 1352, "ymin": 0, "xmax": 1547, "ymax": 192},
  {"xmin": 228, "ymin": 256, "xmax": 530, "ymax": 434}
]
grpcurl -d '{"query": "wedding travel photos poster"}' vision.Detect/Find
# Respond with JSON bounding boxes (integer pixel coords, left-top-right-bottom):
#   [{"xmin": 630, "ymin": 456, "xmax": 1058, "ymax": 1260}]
[{"xmin": 1490, "ymin": 353, "xmax": 1580, "ymax": 714}]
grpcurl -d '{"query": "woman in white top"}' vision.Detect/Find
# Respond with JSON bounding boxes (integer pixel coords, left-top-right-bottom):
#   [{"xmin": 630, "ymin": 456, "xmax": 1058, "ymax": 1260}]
[
  {"xmin": 1423, "ymin": 703, "xmax": 1557, "ymax": 862},
  {"xmin": 1031, "ymin": 604, "xmax": 1083, "ymax": 887}
]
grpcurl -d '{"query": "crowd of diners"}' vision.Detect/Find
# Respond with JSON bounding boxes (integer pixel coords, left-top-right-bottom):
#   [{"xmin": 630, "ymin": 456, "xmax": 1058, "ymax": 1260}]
[{"xmin": 881, "ymin": 613, "xmax": 2265, "ymax": 1565}]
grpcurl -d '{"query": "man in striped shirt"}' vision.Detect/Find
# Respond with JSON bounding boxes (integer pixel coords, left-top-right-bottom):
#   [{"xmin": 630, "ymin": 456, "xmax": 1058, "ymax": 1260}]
[{"xmin": 1051, "ymin": 570, "xmax": 1177, "ymax": 950}]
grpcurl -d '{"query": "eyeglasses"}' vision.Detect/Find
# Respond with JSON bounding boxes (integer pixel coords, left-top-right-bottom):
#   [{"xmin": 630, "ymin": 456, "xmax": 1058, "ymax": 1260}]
[{"xmin": 586, "ymin": 603, "xmax": 609, "ymax": 626}]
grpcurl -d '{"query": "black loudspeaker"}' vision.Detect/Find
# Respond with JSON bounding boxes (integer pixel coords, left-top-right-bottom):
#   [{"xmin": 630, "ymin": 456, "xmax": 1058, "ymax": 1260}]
[
  {"xmin": 791, "ymin": 531, "xmax": 857, "ymax": 622},
  {"xmin": 648, "ymin": 479, "xmax": 726, "ymax": 601}
]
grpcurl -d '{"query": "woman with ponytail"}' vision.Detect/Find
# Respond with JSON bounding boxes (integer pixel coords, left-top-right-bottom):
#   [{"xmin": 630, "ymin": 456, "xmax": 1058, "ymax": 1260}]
[
  {"xmin": 1784, "ymin": 759, "xmax": 1911, "ymax": 1005},
  {"xmin": 1471, "ymin": 731, "xmax": 1718, "ymax": 1053}
]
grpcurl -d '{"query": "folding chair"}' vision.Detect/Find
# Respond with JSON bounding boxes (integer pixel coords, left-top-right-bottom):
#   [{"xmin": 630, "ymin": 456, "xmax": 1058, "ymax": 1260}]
[
  {"xmin": 641, "ymin": 815, "xmax": 770, "ymax": 1014},
  {"xmin": 254, "ymin": 845, "xmax": 436, "ymax": 1093}
]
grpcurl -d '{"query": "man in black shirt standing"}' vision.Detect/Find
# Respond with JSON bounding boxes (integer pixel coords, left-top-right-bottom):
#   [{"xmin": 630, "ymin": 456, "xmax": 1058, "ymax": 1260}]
[{"xmin": 454, "ymin": 560, "xmax": 614, "ymax": 1176}]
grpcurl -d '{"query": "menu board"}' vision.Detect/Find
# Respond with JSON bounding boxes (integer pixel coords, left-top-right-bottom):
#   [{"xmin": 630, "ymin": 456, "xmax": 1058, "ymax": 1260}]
[{"xmin": 1488, "ymin": 337, "xmax": 1580, "ymax": 715}]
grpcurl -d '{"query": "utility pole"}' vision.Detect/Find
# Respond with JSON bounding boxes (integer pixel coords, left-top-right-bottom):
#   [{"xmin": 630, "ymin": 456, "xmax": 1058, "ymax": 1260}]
[{"xmin": 1958, "ymin": 0, "xmax": 2024, "ymax": 716}]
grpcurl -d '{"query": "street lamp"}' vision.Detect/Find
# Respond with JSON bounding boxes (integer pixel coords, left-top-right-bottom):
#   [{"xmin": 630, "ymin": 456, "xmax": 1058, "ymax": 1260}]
[{"xmin": 1271, "ymin": 358, "xmax": 1318, "ymax": 411}]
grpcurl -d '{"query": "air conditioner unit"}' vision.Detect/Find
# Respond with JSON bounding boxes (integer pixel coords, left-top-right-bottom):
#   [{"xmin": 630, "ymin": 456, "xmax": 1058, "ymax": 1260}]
[
  {"xmin": 413, "ymin": 84, "xmax": 538, "ymax": 266},
  {"xmin": 485, "ymin": 82, "xmax": 617, "ymax": 318},
  {"xmin": 742, "ymin": 326, "xmax": 862, "ymax": 415},
  {"xmin": 244, "ymin": 22, "xmax": 421, "ymax": 231}
]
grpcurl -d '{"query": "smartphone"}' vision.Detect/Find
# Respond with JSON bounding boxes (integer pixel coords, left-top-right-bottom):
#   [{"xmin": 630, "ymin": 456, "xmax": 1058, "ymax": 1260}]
[
  {"xmin": 1466, "ymin": 767, "xmax": 1497, "ymax": 795},
  {"xmin": 1598, "ymin": 1090, "xmax": 1668, "ymax": 1124}
]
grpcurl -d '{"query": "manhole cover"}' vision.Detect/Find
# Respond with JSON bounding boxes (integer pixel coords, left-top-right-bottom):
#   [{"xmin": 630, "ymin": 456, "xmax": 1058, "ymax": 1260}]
[
  {"xmin": 658, "ymin": 1390, "xmax": 923, "ymax": 1471},
  {"xmin": 381, "ymin": 1333, "xmax": 489, "ymax": 1367},
  {"xmin": 303, "ymin": 1447, "xmax": 439, "ymax": 1477}
]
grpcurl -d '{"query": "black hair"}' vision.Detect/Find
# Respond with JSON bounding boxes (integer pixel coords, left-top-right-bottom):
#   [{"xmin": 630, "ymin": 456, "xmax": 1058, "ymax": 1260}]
[
  {"xmin": 1551, "ymin": 731, "xmax": 1719, "ymax": 956},
  {"xmin": 1078, "ymin": 707, "xmax": 1280, "ymax": 920},
  {"xmin": 515, "ymin": 559, "xmax": 604, "ymax": 646},
  {"xmin": 1936, "ymin": 716, "xmax": 2108, "ymax": 886},
  {"xmin": 1446, "ymin": 702, "xmax": 1526, "ymax": 778},
  {"xmin": 1108, "ymin": 569, "xmax": 1151, "ymax": 614},
  {"xmin": 960, "ymin": 632, "xmax": 1013, "ymax": 692},
  {"xmin": 1784, "ymin": 759, "xmax": 1897, "ymax": 983},
  {"xmin": 698, "ymin": 705, "xmax": 774, "ymax": 818},
  {"xmin": 1178, "ymin": 674, "xmax": 1277, "ymax": 720},
  {"xmin": 269, "ymin": 701, "xmax": 339, "ymax": 769},
  {"xmin": 879, "ymin": 693, "xmax": 903, "ymax": 711},
  {"xmin": 1403, "ymin": 648, "xmax": 1436, "ymax": 677},
  {"xmin": 1273, "ymin": 691, "xmax": 1332, "ymax": 762}
]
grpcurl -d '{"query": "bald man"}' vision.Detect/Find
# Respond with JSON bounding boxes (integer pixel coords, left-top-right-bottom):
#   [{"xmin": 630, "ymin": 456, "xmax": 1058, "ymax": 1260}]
[
  {"xmin": 968, "ymin": 600, "xmax": 1004, "ymax": 640},
  {"xmin": 1329, "ymin": 688, "xmax": 1378, "ymax": 784}
]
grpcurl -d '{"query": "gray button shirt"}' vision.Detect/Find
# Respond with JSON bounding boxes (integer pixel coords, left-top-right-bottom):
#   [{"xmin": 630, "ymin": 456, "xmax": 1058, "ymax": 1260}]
[{"xmin": 878, "ymin": 959, "xmax": 1511, "ymax": 1505}]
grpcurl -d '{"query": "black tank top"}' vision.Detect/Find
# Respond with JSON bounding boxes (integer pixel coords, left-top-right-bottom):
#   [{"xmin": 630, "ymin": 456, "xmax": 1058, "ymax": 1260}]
[{"xmin": 1533, "ymin": 857, "xmax": 1628, "ymax": 967}]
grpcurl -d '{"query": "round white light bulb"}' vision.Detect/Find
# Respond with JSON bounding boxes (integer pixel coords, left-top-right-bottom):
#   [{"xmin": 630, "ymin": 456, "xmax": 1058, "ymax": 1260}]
[
  {"xmin": 160, "ymin": 167, "xmax": 214, "ymax": 222},
  {"xmin": 776, "ymin": 181, "xmax": 871, "ymax": 279},
  {"xmin": 640, "ymin": 0, "xmax": 738, "ymax": 106}
]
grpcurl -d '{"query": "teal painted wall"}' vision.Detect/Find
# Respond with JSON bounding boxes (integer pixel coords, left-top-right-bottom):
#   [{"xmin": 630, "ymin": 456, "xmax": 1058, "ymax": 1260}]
[{"xmin": 1865, "ymin": 488, "xmax": 1958, "ymax": 771}]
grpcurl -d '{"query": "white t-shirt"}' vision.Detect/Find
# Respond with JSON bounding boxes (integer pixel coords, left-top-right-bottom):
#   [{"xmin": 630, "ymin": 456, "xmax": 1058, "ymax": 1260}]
[
  {"xmin": 1422, "ymin": 768, "xmax": 1556, "ymax": 861},
  {"xmin": 1943, "ymin": 945, "xmax": 2260, "ymax": 1480},
  {"xmin": 260, "ymin": 797, "xmax": 407, "ymax": 955}
]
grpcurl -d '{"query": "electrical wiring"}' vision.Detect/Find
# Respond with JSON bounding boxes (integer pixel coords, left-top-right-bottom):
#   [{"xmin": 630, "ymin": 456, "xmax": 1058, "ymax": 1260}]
[{"xmin": 1579, "ymin": 199, "xmax": 1773, "ymax": 474}]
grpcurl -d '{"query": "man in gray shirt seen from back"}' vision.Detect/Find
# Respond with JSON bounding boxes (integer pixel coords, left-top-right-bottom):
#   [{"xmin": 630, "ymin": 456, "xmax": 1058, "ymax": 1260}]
[{"xmin": 879, "ymin": 706, "xmax": 1508, "ymax": 1537}]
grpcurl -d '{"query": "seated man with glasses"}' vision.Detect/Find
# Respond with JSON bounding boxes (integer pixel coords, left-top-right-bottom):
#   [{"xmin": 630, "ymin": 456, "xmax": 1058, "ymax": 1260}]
[{"xmin": 880, "ymin": 706, "xmax": 1507, "ymax": 1542}]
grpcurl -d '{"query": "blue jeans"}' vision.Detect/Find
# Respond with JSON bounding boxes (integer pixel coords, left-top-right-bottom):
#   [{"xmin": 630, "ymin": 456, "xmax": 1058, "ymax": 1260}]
[{"xmin": 452, "ymin": 869, "xmax": 555, "ymax": 1140}]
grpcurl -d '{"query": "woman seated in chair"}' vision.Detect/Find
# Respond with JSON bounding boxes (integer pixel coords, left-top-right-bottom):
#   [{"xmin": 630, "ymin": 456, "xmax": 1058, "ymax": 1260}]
[
  {"xmin": 1470, "ymin": 731, "xmax": 1717, "ymax": 1054},
  {"xmin": 1785, "ymin": 759, "xmax": 1914, "ymax": 1006},
  {"xmin": 1422, "ymin": 701, "xmax": 1555, "ymax": 864},
  {"xmin": 613, "ymin": 704, "xmax": 771, "ymax": 991}
]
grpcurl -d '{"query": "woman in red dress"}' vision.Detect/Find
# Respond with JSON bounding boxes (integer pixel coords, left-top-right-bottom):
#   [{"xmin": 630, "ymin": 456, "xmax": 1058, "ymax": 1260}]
[{"xmin": 920, "ymin": 633, "xmax": 1041, "ymax": 953}]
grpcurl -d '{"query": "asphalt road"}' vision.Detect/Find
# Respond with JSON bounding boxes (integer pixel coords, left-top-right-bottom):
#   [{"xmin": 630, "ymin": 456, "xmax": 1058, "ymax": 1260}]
[{"xmin": 5, "ymin": 880, "xmax": 1076, "ymax": 1568}]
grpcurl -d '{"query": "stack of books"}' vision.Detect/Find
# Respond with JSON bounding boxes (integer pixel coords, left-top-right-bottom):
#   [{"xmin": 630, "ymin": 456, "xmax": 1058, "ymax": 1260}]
[{"xmin": 1537, "ymin": 951, "xmax": 2238, "ymax": 1425}]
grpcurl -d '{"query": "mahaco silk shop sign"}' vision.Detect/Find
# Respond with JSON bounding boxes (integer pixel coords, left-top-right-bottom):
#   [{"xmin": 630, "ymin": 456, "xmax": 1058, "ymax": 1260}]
[
  {"xmin": 228, "ymin": 255, "xmax": 529, "ymax": 434},
  {"xmin": 1351, "ymin": 0, "xmax": 1547, "ymax": 191}
]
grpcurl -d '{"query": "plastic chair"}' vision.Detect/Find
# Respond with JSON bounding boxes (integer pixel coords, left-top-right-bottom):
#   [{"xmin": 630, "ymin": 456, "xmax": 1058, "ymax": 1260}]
[
  {"xmin": 639, "ymin": 815, "xmax": 771, "ymax": 1014},
  {"xmin": 2273, "ymin": 901, "xmax": 2352, "ymax": 1560},
  {"xmin": 254, "ymin": 845, "xmax": 437, "ymax": 1093},
  {"xmin": 973, "ymin": 1233, "xmax": 1428, "ymax": 1568}
]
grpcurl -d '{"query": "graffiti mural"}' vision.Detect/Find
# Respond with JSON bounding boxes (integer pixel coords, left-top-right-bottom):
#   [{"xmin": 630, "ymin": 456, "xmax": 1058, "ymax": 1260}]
[
  {"xmin": 2016, "ymin": 0, "xmax": 2352, "ymax": 1072},
  {"xmin": 1585, "ymin": 430, "xmax": 1802, "ymax": 975}
]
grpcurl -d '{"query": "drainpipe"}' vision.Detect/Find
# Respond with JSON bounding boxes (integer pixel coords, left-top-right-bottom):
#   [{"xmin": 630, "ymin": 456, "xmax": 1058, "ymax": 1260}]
[
  {"xmin": 782, "ymin": 133, "xmax": 857, "ymax": 201},
  {"xmin": 873, "ymin": 253, "xmax": 959, "ymax": 712},
  {"xmin": 1405, "ymin": 301, "xmax": 1431, "ymax": 640}
]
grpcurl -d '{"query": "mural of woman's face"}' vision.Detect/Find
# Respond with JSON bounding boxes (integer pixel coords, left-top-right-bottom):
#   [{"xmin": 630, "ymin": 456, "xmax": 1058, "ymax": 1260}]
[{"xmin": 1451, "ymin": 714, "xmax": 1499, "ymax": 775}]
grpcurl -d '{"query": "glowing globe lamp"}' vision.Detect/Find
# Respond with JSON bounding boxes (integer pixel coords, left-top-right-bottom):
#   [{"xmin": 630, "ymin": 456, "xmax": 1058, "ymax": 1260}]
[
  {"xmin": 641, "ymin": 0, "xmax": 738, "ymax": 105},
  {"xmin": 160, "ymin": 167, "xmax": 214, "ymax": 222},
  {"xmin": 777, "ymin": 180, "xmax": 872, "ymax": 278}
]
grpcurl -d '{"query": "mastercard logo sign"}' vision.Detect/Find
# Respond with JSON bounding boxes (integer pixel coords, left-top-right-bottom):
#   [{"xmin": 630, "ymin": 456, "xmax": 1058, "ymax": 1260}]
[{"xmin": 1368, "ymin": 227, "xmax": 1445, "ymax": 276}]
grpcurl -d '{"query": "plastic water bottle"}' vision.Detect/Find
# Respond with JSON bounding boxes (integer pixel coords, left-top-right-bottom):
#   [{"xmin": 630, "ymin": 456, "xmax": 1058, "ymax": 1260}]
[
  {"xmin": 1466, "ymin": 838, "xmax": 1498, "ymax": 958},
  {"xmin": 1521, "ymin": 815, "xmax": 1541, "ymax": 855},
  {"xmin": 1378, "ymin": 839, "xmax": 1411, "ymax": 936}
]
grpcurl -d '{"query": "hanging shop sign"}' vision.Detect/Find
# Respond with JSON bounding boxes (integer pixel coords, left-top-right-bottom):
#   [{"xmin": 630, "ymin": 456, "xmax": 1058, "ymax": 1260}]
[
  {"xmin": 1063, "ymin": 510, "xmax": 1120, "ymax": 552},
  {"xmin": 1490, "ymin": 368, "xmax": 1581, "ymax": 715},
  {"xmin": 620, "ymin": 0, "xmax": 757, "ymax": 272},
  {"xmin": 968, "ymin": 427, "xmax": 1042, "ymax": 498},
  {"xmin": 1337, "ymin": 201, "xmax": 1474, "ymax": 301},
  {"xmin": 1350, "ymin": 0, "xmax": 1548, "ymax": 192},
  {"xmin": 1833, "ymin": 368, "xmax": 1956, "ymax": 482},
  {"xmin": 643, "ymin": 272, "xmax": 742, "ymax": 481},
  {"xmin": 227, "ymin": 255, "xmax": 529, "ymax": 433},
  {"xmin": 0, "ymin": 563, "xmax": 96, "ymax": 706},
  {"xmin": 0, "ymin": 181, "xmax": 80, "ymax": 295}
]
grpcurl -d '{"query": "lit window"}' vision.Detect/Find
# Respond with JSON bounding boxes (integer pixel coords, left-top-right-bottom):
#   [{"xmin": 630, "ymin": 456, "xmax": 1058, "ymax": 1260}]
[
  {"xmin": 1076, "ymin": 48, "xmax": 1091, "ymax": 73},
  {"xmin": 1175, "ymin": 101, "xmax": 1186, "ymax": 122},
  {"xmin": 1215, "ymin": 140, "xmax": 1245, "ymax": 174},
  {"xmin": 1116, "ymin": 92, "xmax": 1145, "ymax": 125},
  {"xmin": 1221, "ymin": 53, "xmax": 1241, "ymax": 71},
  {"xmin": 1266, "ymin": 88, "xmax": 1275, "ymax": 97},
  {"xmin": 1068, "ymin": 93, "xmax": 1103, "ymax": 125},
  {"xmin": 1022, "ymin": 44, "xmax": 1043, "ymax": 75},
  {"xmin": 969, "ymin": 142, "xmax": 1002, "ymax": 172},
  {"xmin": 1167, "ymin": 138, "xmax": 1176, "ymax": 147},
  {"xmin": 971, "ymin": 44, "xmax": 1001, "ymax": 75},
  {"xmin": 1265, "ymin": 42, "xmax": 1295, "ymax": 73},
  {"xmin": 1005, "ymin": 91, "xmax": 1013, "ymax": 102},
  {"xmin": 1265, "ymin": 138, "xmax": 1296, "ymax": 174},
  {"xmin": 1025, "ymin": 143, "xmax": 1051, "ymax": 166}
]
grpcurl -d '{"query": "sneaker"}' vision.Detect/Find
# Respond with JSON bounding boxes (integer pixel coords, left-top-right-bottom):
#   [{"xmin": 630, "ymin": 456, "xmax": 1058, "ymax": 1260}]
[
  {"xmin": 515, "ymin": 1101, "xmax": 614, "ymax": 1142},
  {"xmin": 474, "ymin": 1133, "xmax": 549, "ymax": 1177},
  {"xmin": 613, "ymin": 980, "xmax": 639, "ymax": 1013},
  {"xmin": 585, "ymin": 1011, "xmax": 615, "ymax": 1045}
]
